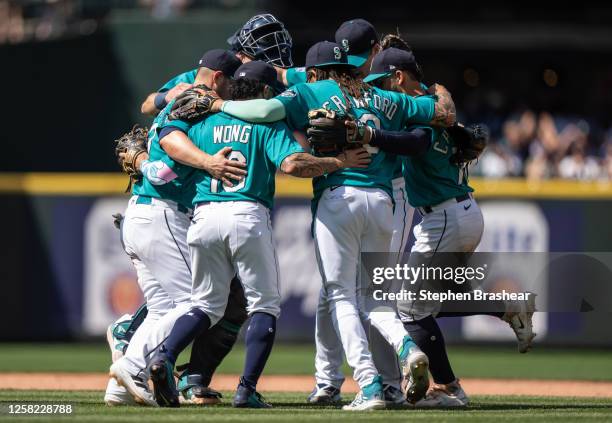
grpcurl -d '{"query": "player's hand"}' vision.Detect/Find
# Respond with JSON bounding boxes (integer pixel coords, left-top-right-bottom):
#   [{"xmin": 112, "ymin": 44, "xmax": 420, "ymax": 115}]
[
  {"xmin": 337, "ymin": 147, "xmax": 371, "ymax": 169},
  {"xmin": 205, "ymin": 147, "xmax": 247, "ymax": 187},
  {"xmin": 165, "ymin": 82, "xmax": 192, "ymax": 102}
]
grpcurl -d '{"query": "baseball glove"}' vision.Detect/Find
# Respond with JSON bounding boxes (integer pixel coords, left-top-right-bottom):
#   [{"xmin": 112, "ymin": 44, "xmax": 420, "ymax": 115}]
[
  {"xmin": 447, "ymin": 123, "xmax": 488, "ymax": 165},
  {"xmin": 169, "ymin": 84, "xmax": 220, "ymax": 123},
  {"xmin": 114, "ymin": 125, "xmax": 148, "ymax": 192},
  {"xmin": 306, "ymin": 108, "xmax": 369, "ymax": 156}
]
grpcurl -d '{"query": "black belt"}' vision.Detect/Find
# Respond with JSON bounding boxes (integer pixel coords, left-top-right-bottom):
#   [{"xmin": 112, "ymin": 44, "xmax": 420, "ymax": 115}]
[{"xmin": 421, "ymin": 193, "xmax": 471, "ymax": 214}]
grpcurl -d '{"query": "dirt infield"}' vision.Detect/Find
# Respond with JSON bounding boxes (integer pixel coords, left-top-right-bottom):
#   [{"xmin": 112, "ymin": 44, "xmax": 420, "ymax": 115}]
[{"xmin": 1, "ymin": 373, "xmax": 612, "ymax": 398}]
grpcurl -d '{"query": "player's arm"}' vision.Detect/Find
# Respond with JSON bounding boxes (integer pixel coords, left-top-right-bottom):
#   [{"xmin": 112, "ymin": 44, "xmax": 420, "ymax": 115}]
[
  {"xmin": 119, "ymin": 150, "xmax": 178, "ymax": 186},
  {"xmin": 398, "ymin": 84, "xmax": 456, "ymax": 128},
  {"xmin": 368, "ymin": 127, "xmax": 431, "ymax": 156},
  {"xmin": 280, "ymin": 149, "xmax": 371, "ymax": 178},
  {"xmin": 141, "ymin": 82, "xmax": 192, "ymax": 116},
  {"xmin": 214, "ymin": 98, "xmax": 287, "ymax": 123},
  {"xmin": 427, "ymin": 84, "xmax": 456, "ymax": 127},
  {"xmin": 158, "ymin": 127, "xmax": 247, "ymax": 186}
]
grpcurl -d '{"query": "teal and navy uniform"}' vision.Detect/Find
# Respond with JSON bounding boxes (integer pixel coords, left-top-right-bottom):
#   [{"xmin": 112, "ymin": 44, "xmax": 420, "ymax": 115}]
[
  {"xmin": 402, "ymin": 125, "xmax": 473, "ymax": 208},
  {"xmin": 285, "ymin": 67, "xmax": 307, "ymax": 87},
  {"xmin": 181, "ymin": 113, "xmax": 304, "ymax": 209},
  {"xmin": 132, "ymin": 101, "xmax": 198, "ymax": 210},
  {"xmin": 274, "ymin": 80, "xmax": 435, "ymax": 202},
  {"xmin": 158, "ymin": 69, "xmax": 197, "ymax": 92}
]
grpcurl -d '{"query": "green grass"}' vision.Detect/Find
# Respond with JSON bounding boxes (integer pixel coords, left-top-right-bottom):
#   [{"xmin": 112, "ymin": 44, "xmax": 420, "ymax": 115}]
[
  {"xmin": 0, "ymin": 344, "xmax": 611, "ymax": 381},
  {"xmin": 0, "ymin": 390, "xmax": 611, "ymax": 422}
]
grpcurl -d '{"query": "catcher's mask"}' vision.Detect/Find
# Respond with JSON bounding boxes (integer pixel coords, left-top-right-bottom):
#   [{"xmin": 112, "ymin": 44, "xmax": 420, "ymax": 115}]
[{"xmin": 227, "ymin": 13, "xmax": 293, "ymax": 68}]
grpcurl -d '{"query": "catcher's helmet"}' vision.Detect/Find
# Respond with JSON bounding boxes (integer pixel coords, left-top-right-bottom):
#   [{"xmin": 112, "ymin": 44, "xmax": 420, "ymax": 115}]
[{"xmin": 227, "ymin": 13, "xmax": 293, "ymax": 68}]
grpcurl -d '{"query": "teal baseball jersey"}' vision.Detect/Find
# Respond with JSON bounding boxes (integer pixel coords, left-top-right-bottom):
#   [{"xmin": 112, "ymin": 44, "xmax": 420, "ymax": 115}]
[
  {"xmin": 285, "ymin": 67, "xmax": 307, "ymax": 87},
  {"xmin": 158, "ymin": 69, "xmax": 197, "ymax": 92},
  {"xmin": 403, "ymin": 125, "xmax": 473, "ymax": 207},
  {"xmin": 132, "ymin": 101, "xmax": 199, "ymax": 209},
  {"xmin": 188, "ymin": 112, "xmax": 305, "ymax": 209},
  {"xmin": 274, "ymin": 80, "xmax": 435, "ymax": 200}
]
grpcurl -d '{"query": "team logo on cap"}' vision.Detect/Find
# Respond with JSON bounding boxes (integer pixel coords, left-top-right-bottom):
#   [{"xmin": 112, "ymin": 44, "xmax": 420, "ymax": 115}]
[
  {"xmin": 280, "ymin": 89, "xmax": 297, "ymax": 97},
  {"xmin": 334, "ymin": 46, "xmax": 342, "ymax": 60},
  {"xmin": 239, "ymin": 71, "xmax": 247, "ymax": 77},
  {"xmin": 341, "ymin": 39, "xmax": 350, "ymax": 52}
]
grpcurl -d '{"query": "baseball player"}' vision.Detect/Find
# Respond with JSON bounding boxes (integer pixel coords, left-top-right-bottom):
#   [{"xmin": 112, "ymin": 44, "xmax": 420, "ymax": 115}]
[
  {"xmin": 136, "ymin": 60, "xmax": 371, "ymax": 409},
  {"xmin": 141, "ymin": 13, "xmax": 293, "ymax": 117},
  {"xmin": 107, "ymin": 50, "xmax": 245, "ymax": 407},
  {"xmin": 109, "ymin": 14, "xmax": 295, "ymax": 404},
  {"xmin": 177, "ymin": 41, "xmax": 456, "ymax": 410},
  {"xmin": 359, "ymin": 47, "xmax": 536, "ymax": 407},
  {"xmin": 308, "ymin": 21, "xmax": 414, "ymax": 407}
]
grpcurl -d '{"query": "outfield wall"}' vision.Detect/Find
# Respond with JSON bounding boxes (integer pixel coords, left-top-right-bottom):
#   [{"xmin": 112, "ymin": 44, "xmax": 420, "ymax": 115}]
[{"xmin": 1, "ymin": 175, "xmax": 611, "ymax": 346}]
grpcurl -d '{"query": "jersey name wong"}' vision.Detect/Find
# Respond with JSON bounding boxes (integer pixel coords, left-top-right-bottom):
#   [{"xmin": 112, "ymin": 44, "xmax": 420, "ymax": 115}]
[{"xmin": 213, "ymin": 124, "xmax": 252, "ymax": 144}]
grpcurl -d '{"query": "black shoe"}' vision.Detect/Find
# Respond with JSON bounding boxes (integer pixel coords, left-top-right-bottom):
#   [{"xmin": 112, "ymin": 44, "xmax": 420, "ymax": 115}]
[
  {"xmin": 148, "ymin": 351, "xmax": 179, "ymax": 407},
  {"xmin": 232, "ymin": 378, "xmax": 272, "ymax": 408}
]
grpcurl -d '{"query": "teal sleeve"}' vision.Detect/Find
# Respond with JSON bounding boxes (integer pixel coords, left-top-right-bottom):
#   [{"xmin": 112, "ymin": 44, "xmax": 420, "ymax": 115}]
[
  {"xmin": 398, "ymin": 93, "xmax": 435, "ymax": 126},
  {"xmin": 158, "ymin": 69, "xmax": 197, "ymax": 92},
  {"xmin": 221, "ymin": 98, "xmax": 286, "ymax": 123},
  {"xmin": 264, "ymin": 122, "xmax": 306, "ymax": 168},
  {"xmin": 274, "ymin": 85, "xmax": 310, "ymax": 130},
  {"xmin": 285, "ymin": 67, "xmax": 307, "ymax": 87}
]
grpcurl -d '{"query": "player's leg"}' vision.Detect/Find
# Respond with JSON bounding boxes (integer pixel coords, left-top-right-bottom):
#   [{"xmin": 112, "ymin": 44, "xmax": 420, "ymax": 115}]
[
  {"xmin": 314, "ymin": 187, "xmax": 385, "ymax": 411},
  {"xmin": 108, "ymin": 201, "xmax": 177, "ymax": 407},
  {"xmin": 230, "ymin": 202, "xmax": 282, "ymax": 408},
  {"xmin": 370, "ymin": 180, "xmax": 414, "ymax": 406},
  {"xmin": 148, "ymin": 203, "xmax": 234, "ymax": 407},
  {"xmin": 358, "ymin": 188, "xmax": 429, "ymax": 405},
  {"xmin": 398, "ymin": 198, "xmax": 484, "ymax": 407},
  {"xmin": 309, "ymin": 288, "xmax": 344, "ymax": 404},
  {"xmin": 178, "ymin": 276, "xmax": 248, "ymax": 405}
]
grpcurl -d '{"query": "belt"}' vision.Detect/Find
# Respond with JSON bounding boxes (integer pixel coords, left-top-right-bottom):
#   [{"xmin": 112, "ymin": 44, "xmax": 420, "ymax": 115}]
[
  {"xmin": 418, "ymin": 193, "xmax": 471, "ymax": 215},
  {"xmin": 135, "ymin": 195, "xmax": 190, "ymax": 214}
]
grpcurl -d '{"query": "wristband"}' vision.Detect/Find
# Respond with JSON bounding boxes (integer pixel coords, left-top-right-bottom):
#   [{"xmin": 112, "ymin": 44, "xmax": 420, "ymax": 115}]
[{"xmin": 154, "ymin": 92, "xmax": 168, "ymax": 110}]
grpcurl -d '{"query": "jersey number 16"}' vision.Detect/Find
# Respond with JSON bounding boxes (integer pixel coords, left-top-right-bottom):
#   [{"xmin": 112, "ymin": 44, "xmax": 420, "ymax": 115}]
[{"xmin": 211, "ymin": 151, "xmax": 247, "ymax": 193}]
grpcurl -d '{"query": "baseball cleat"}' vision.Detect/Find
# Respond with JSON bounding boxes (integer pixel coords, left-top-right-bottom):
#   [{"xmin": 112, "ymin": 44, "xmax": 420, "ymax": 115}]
[
  {"xmin": 503, "ymin": 293, "xmax": 537, "ymax": 353},
  {"xmin": 104, "ymin": 377, "xmax": 136, "ymax": 406},
  {"xmin": 383, "ymin": 384, "xmax": 409, "ymax": 407},
  {"xmin": 233, "ymin": 377, "xmax": 272, "ymax": 408},
  {"xmin": 148, "ymin": 352, "xmax": 180, "ymax": 408},
  {"xmin": 415, "ymin": 379, "xmax": 468, "ymax": 408},
  {"xmin": 398, "ymin": 336, "xmax": 430, "ymax": 404},
  {"xmin": 109, "ymin": 358, "xmax": 158, "ymax": 407},
  {"xmin": 342, "ymin": 375, "xmax": 386, "ymax": 411},
  {"xmin": 307, "ymin": 383, "xmax": 342, "ymax": 404},
  {"xmin": 106, "ymin": 314, "xmax": 132, "ymax": 363},
  {"xmin": 177, "ymin": 372, "xmax": 222, "ymax": 405}
]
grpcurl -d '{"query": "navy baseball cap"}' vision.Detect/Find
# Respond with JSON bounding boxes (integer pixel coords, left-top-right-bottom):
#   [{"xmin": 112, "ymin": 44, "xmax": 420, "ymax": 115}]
[
  {"xmin": 335, "ymin": 18, "xmax": 378, "ymax": 67},
  {"xmin": 234, "ymin": 60, "xmax": 277, "ymax": 86},
  {"xmin": 305, "ymin": 41, "xmax": 355, "ymax": 69},
  {"xmin": 198, "ymin": 49, "xmax": 241, "ymax": 77},
  {"xmin": 364, "ymin": 47, "xmax": 423, "ymax": 83}
]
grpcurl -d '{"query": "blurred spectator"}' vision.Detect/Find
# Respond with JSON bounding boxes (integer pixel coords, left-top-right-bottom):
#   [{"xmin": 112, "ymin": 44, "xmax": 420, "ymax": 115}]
[
  {"xmin": 138, "ymin": 0, "xmax": 192, "ymax": 19},
  {"xmin": 473, "ymin": 142, "xmax": 522, "ymax": 178},
  {"xmin": 557, "ymin": 142, "xmax": 601, "ymax": 180}
]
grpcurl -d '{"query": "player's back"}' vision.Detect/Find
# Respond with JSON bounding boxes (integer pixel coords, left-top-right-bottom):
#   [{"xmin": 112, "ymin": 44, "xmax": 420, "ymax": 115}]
[
  {"xmin": 403, "ymin": 125, "xmax": 473, "ymax": 207},
  {"xmin": 278, "ymin": 79, "xmax": 433, "ymax": 199},
  {"xmin": 189, "ymin": 112, "xmax": 303, "ymax": 209}
]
